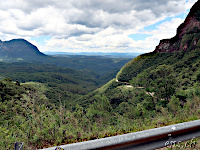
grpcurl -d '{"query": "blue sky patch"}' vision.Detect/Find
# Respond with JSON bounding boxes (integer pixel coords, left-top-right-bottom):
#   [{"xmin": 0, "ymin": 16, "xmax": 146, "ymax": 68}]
[
  {"xmin": 128, "ymin": 10, "xmax": 189, "ymax": 41},
  {"xmin": 144, "ymin": 11, "xmax": 189, "ymax": 31},
  {"xmin": 30, "ymin": 36, "xmax": 51, "ymax": 44},
  {"xmin": 128, "ymin": 33, "xmax": 152, "ymax": 41}
]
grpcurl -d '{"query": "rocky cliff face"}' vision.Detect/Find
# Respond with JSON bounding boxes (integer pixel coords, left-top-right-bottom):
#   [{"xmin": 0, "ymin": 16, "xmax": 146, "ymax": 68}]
[
  {"xmin": 0, "ymin": 39, "xmax": 46, "ymax": 58},
  {"xmin": 154, "ymin": 0, "xmax": 200, "ymax": 53}
]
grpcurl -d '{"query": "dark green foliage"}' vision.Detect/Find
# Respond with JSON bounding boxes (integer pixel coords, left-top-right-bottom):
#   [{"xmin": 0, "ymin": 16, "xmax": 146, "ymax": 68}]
[
  {"xmin": 1, "ymin": 48, "xmax": 200, "ymax": 149},
  {"xmin": 196, "ymin": 72, "xmax": 200, "ymax": 82},
  {"xmin": 0, "ymin": 43, "xmax": 200, "ymax": 149},
  {"xmin": 0, "ymin": 78, "xmax": 24, "ymax": 103},
  {"xmin": 181, "ymin": 29, "xmax": 200, "ymax": 51},
  {"xmin": 78, "ymin": 48, "xmax": 200, "ymax": 136},
  {"xmin": 186, "ymin": 27, "xmax": 200, "ymax": 35},
  {"xmin": 1, "ymin": 2, "xmax": 200, "ymax": 148},
  {"xmin": 0, "ymin": 53, "xmax": 132, "ymax": 75},
  {"xmin": 192, "ymin": 1, "xmax": 200, "ymax": 21},
  {"xmin": 0, "ymin": 59, "xmax": 131, "ymax": 109},
  {"xmin": 132, "ymin": 64, "xmax": 177, "ymax": 101},
  {"xmin": 0, "ymin": 63, "xmax": 100, "ymax": 108},
  {"xmin": 117, "ymin": 49, "xmax": 200, "ymax": 84}
]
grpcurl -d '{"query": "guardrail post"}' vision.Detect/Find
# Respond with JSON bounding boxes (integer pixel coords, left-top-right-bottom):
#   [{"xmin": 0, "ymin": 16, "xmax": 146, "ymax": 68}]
[{"xmin": 15, "ymin": 142, "xmax": 23, "ymax": 150}]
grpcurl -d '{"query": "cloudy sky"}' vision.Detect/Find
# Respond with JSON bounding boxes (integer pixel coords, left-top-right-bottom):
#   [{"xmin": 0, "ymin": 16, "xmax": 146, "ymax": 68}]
[{"xmin": 0, "ymin": 0, "xmax": 198, "ymax": 54}]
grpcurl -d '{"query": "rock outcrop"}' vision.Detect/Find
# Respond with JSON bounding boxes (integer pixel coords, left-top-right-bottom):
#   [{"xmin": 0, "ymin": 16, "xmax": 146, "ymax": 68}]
[{"xmin": 154, "ymin": 0, "xmax": 200, "ymax": 53}]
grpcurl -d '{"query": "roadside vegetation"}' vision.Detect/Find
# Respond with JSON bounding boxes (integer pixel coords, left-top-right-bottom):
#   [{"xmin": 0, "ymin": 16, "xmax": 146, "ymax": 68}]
[{"xmin": 0, "ymin": 48, "xmax": 200, "ymax": 149}]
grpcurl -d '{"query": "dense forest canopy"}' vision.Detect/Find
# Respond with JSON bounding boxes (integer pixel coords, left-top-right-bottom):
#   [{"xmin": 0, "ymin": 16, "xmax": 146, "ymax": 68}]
[
  {"xmin": 0, "ymin": 49, "xmax": 200, "ymax": 149},
  {"xmin": 1, "ymin": 0, "xmax": 200, "ymax": 149}
]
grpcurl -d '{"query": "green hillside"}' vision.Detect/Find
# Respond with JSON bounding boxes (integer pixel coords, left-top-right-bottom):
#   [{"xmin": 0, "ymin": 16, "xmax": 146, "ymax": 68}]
[
  {"xmin": 1, "ymin": 51, "xmax": 200, "ymax": 149},
  {"xmin": 117, "ymin": 49, "xmax": 200, "ymax": 83},
  {"xmin": 117, "ymin": 23, "xmax": 200, "ymax": 82},
  {"xmin": 80, "ymin": 48, "xmax": 200, "ymax": 112},
  {"xmin": 0, "ymin": 61, "xmax": 126, "ymax": 109},
  {"xmin": 1, "ymin": 1, "xmax": 200, "ymax": 149}
]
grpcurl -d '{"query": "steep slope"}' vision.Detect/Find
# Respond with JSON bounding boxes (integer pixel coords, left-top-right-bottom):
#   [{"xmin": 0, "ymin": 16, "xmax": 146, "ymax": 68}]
[
  {"xmin": 78, "ymin": 0, "xmax": 200, "ymax": 114},
  {"xmin": 77, "ymin": 2, "xmax": 200, "ymax": 139},
  {"xmin": 0, "ymin": 39, "xmax": 46, "ymax": 59},
  {"xmin": 155, "ymin": 0, "xmax": 200, "ymax": 53},
  {"xmin": 117, "ymin": 0, "xmax": 200, "ymax": 82},
  {"xmin": 1, "ymin": 2, "xmax": 200, "ymax": 149}
]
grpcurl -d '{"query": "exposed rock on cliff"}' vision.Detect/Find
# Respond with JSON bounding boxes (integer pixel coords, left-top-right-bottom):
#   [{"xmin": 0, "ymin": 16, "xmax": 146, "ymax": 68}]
[{"xmin": 155, "ymin": 0, "xmax": 200, "ymax": 53}]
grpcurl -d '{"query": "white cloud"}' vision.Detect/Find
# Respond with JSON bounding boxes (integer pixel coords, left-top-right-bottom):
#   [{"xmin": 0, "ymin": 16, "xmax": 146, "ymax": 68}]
[
  {"xmin": 125, "ymin": 17, "xmax": 186, "ymax": 53},
  {"xmin": 150, "ymin": 18, "xmax": 185, "ymax": 39},
  {"xmin": 42, "ymin": 16, "xmax": 184, "ymax": 53},
  {"xmin": 0, "ymin": 0, "xmax": 198, "ymax": 53},
  {"xmin": 186, "ymin": 0, "xmax": 197, "ymax": 9}
]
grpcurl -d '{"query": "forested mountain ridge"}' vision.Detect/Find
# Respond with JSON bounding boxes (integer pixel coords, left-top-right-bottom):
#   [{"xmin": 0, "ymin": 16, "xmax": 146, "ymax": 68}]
[
  {"xmin": 74, "ymin": 3, "xmax": 200, "ymax": 148},
  {"xmin": 78, "ymin": 0, "xmax": 200, "ymax": 136},
  {"xmin": 0, "ymin": 38, "xmax": 132, "ymax": 75},
  {"xmin": 117, "ymin": 0, "xmax": 200, "ymax": 82},
  {"xmin": 0, "ymin": 39, "xmax": 46, "ymax": 59},
  {"xmin": 1, "ymin": 1, "xmax": 200, "ymax": 149}
]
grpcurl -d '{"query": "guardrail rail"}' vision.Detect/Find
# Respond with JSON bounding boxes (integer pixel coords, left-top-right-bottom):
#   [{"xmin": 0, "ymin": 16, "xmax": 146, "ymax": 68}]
[{"xmin": 41, "ymin": 119, "xmax": 200, "ymax": 150}]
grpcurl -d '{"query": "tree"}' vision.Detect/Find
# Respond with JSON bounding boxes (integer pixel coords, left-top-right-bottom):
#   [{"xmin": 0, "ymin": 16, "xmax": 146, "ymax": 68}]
[
  {"xmin": 196, "ymin": 71, "xmax": 200, "ymax": 82},
  {"xmin": 150, "ymin": 64, "xmax": 177, "ymax": 101},
  {"xmin": 133, "ymin": 64, "xmax": 177, "ymax": 102}
]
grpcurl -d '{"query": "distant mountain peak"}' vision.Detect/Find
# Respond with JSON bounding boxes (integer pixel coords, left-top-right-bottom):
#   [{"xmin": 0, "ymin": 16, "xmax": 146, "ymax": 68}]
[
  {"xmin": 0, "ymin": 38, "xmax": 46, "ymax": 59},
  {"xmin": 154, "ymin": 0, "xmax": 200, "ymax": 53}
]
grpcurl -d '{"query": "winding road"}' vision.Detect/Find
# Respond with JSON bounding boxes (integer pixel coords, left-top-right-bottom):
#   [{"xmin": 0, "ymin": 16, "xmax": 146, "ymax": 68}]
[{"xmin": 116, "ymin": 78, "xmax": 157, "ymax": 97}]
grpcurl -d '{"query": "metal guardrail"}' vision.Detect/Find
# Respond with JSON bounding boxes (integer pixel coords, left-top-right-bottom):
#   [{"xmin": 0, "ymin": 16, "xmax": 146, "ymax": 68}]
[
  {"xmin": 15, "ymin": 142, "xmax": 23, "ymax": 150},
  {"xmin": 41, "ymin": 120, "xmax": 200, "ymax": 150}
]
